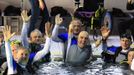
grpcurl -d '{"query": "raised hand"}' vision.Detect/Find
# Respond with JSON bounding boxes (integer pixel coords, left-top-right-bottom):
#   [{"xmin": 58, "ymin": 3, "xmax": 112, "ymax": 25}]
[
  {"xmin": 2, "ymin": 25, "xmax": 15, "ymax": 42},
  {"xmin": 39, "ymin": 0, "xmax": 45, "ymax": 10},
  {"xmin": 55, "ymin": 14, "xmax": 63, "ymax": 25},
  {"xmin": 128, "ymin": 0, "xmax": 132, "ymax": 4},
  {"xmin": 68, "ymin": 24, "xmax": 73, "ymax": 36},
  {"xmin": 100, "ymin": 25, "xmax": 110, "ymax": 40},
  {"xmin": 21, "ymin": 10, "xmax": 31, "ymax": 23},
  {"xmin": 45, "ymin": 22, "xmax": 53, "ymax": 37}
]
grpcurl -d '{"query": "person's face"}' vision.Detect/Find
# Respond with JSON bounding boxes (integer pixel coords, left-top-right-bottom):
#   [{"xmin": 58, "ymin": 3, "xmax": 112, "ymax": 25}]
[
  {"xmin": 128, "ymin": 51, "xmax": 134, "ymax": 63},
  {"xmin": 71, "ymin": 20, "xmax": 81, "ymax": 35},
  {"xmin": 11, "ymin": 44, "xmax": 19, "ymax": 58},
  {"xmin": 16, "ymin": 49, "xmax": 29, "ymax": 64},
  {"xmin": 78, "ymin": 31, "xmax": 89, "ymax": 48},
  {"xmin": 30, "ymin": 32, "xmax": 42, "ymax": 44},
  {"xmin": 120, "ymin": 38, "xmax": 131, "ymax": 50}
]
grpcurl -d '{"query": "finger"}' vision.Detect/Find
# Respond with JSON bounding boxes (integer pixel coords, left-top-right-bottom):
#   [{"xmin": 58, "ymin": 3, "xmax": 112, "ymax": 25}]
[
  {"xmin": 25, "ymin": 10, "xmax": 27, "ymax": 15},
  {"xmin": 60, "ymin": 18, "xmax": 63, "ymax": 22},
  {"xmin": 5, "ymin": 25, "xmax": 8, "ymax": 31},
  {"xmin": 2, "ymin": 27, "xmax": 5, "ymax": 36},
  {"xmin": 28, "ymin": 15, "xmax": 31, "ymax": 20},
  {"xmin": 50, "ymin": 24, "xmax": 53, "ymax": 30},
  {"xmin": 9, "ymin": 26, "xmax": 11, "ymax": 33},
  {"xmin": 10, "ymin": 32, "xmax": 16, "ymax": 38},
  {"xmin": 56, "ymin": 14, "xmax": 60, "ymax": 19}
]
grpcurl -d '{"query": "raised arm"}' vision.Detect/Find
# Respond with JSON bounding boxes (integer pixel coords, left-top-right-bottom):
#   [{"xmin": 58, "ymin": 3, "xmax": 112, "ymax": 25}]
[
  {"xmin": 131, "ymin": 58, "xmax": 134, "ymax": 71},
  {"xmin": 127, "ymin": 0, "xmax": 134, "ymax": 10},
  {"xmin": 51, "ymin": 14, "xmax": 63, "ymax": 41},
  {"xmin": 21, "ymin": 10, "xmax": 31, "ymax": 49},
  {"xmin": 3, "ymin": 25, "xmax": 16, "ymax": 74},
  {"xmin": 38, "ymin": 0, "xmax": 45, "ymax": 10},
  {"xmin": 32, "ymin": 22, "xmax": 53, "ymax": 63},
  {"xmin": 100, "ymin": 25, "xmax": 111, "ymax": 51}
]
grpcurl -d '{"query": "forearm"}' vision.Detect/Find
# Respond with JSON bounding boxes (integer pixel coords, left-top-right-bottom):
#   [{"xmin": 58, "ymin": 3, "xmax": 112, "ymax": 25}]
[
  {"xmin": 51, "ymin": 24, "xmax": 60, "ymax": 40},
  {"xmin": 5, "ymin": 41, "xmax": 17, "ymax": 74},
  {"xmin": 131, "ymin": 59, "xmax": 134, "ymax": 71},
  {"xmin": 33, "ymin": 37, "xmax": 51, "ymax": 63},
  {"xmin": 102, "ymin": 38, "xmax": 108, "ymax": 51},
  {"xmin": 21, "ymin": 22, "xmax": 30, "ymax": 49}
]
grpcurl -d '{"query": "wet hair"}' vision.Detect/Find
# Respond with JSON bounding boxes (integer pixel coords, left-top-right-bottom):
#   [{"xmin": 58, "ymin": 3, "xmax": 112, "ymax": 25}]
[
  {"xmin": 10, "ymin": 40, "xmax": 22, "ymax": 46},
  {"xmin": 30, "ymin": 29, "xmax": 42, "ymax": 37},
  {"xmin": 120, "ymin": 33, "xmax": 132, "ymax": 40}
]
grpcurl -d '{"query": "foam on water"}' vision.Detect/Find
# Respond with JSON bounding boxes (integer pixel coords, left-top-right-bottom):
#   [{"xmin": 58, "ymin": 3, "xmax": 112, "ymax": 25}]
[{"xmin": 36, "ymin": 58, "xmax": 134, "ymax": 75}]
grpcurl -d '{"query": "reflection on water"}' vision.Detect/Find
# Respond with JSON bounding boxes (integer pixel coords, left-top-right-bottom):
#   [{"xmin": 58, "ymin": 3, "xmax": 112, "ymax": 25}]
[{"xmin": 36, "ymin": 58, "xmax": 134, "ymax": 75}]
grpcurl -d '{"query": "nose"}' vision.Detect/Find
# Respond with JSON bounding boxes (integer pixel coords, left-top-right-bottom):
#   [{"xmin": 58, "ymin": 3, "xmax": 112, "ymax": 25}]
[
  {"xmin": 23, "ymin": 54, "xmax": 27, "ymax": 58},
  {"xmin": 82, "ymin": 38, "xmax": 87, "ymax": 43}
]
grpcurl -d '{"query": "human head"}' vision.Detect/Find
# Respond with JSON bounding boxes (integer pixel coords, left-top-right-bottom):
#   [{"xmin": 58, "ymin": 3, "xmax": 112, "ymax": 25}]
[
  {"xmin": 120, "ymin": 33, "xmax": 132, "ymax": 50},
  {"xmin": 127, "ymin": 49, "xmax": 134, "ymax": 65},
  {"xmin": 10, "ymin": 40, "xmax": 22, "ymax": 59},
  {"xmin": 78, "ymin": 31, "xmax": 89, "ymax": 48},
  {"xmin": 15, "ymin": 46, "xmax": 29, "ymax": 65},
  {"xmin": 30, "ymin": 29, "xmax": 42, "ymax": 44},
  {"xmin": 69, "ymin": 18, "xmax": 82, "ymax": 35}
]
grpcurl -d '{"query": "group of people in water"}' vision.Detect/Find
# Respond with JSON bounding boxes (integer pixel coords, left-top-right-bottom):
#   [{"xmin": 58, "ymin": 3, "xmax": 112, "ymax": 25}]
[
  {"xmin": 0, "ymin": 0, "xmax": 134, "ymax": 74},
  {"xmin": 0, "ymin": 10, "xmax": 133, "ymax": 74}
]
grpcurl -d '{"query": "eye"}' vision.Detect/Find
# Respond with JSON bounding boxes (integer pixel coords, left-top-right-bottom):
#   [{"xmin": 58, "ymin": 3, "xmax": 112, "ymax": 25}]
[
  {"xmin": 25, "ymin": 53, "xmax": 28, "ymax": 56},
  {"xmin": 21, "ymin": 53, "xmax": 23, "ymax": 56},
  {"xmin": 12, "ymin": 50, "xmax": 14, "ymax": 52}
]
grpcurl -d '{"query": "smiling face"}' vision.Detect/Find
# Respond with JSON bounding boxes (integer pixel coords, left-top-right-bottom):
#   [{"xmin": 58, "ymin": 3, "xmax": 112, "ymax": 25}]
[
  {"xmin": 15, "ymin": 47, "xmax": 29, "ymax": 65},
  {"xmin": 10, "ymin": 40, "xmax": 22, "ymax": 59},
  {"xmin": 30, "ymin": 29, "xmax": 42, "ymax": 44},
  {"xmin": 78, "ymin": 31, "xmax": 89, "ymax": 48},
  {"xmin": 11, "ymin": 44, "xmax": 19, "ymax": 59},
  {"xmin": 70, "ymin": 19, "xmax": 82, "ymax": 35}
]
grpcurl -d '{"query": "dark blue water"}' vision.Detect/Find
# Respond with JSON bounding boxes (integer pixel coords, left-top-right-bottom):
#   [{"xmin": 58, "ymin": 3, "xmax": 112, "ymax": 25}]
[{"xmin": 36, "ymin": 58, "xmax": 134, "ymax": 75}]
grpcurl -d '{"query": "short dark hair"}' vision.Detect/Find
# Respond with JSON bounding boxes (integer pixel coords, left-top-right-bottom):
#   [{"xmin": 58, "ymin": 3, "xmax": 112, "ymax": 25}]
[{"xmin": 120, "ymin": 33, "xmax": 132, "ymax": 40}]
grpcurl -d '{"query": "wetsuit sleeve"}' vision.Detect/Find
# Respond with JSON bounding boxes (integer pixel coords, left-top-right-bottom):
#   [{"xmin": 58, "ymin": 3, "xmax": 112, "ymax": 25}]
[
  {"xmin": 32, "ymin": 37, "xmax": 51, "ymax": 63},
  {"xmin": 5, "ymin": 41, "xmax": 17, "ymax": 74},
  {"xmin": 51, "ymin": 24, "xmax": 60, "ymax": 41},
  {"xmin": 21, "ymin": 22, "xmax": 30, "ymax": 49}
]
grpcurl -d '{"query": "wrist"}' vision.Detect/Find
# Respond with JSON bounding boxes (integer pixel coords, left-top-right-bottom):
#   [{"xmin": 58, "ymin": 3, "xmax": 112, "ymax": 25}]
[{"xmin": 102, "ymin": 37, "xmax": 107, "ymax": 42}]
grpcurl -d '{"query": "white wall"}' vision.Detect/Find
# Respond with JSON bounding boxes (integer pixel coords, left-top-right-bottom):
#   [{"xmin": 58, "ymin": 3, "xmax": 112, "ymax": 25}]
[
  {"xmin": 104, "ymin": 0, "xmax": 134, "ymax": 12},
  {"xmin": 0, "ymin": 0, "xmax": 83, "ymax": 14},
  {"xmin": 1, "ymin": 0, "xmax": 134, "ymax": 13}
]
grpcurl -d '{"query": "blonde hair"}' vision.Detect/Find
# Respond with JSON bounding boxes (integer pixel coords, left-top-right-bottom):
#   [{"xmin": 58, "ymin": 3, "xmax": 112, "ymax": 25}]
[{"xmin": 17, "ymin": 46, "xmax": 30, "ymax": 54}]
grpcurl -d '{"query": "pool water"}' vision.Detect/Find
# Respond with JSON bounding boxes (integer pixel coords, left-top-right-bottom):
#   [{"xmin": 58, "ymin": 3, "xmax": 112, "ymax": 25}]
[{"xmin": 36, "ymin": 58, "xmax": 134, "ymax": 75}]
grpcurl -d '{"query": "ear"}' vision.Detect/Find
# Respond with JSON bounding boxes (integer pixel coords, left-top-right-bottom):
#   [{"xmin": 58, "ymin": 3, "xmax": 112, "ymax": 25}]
[{"xmin": 28, "ymin": 37, "xmax": 32, "ymax": 43}]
